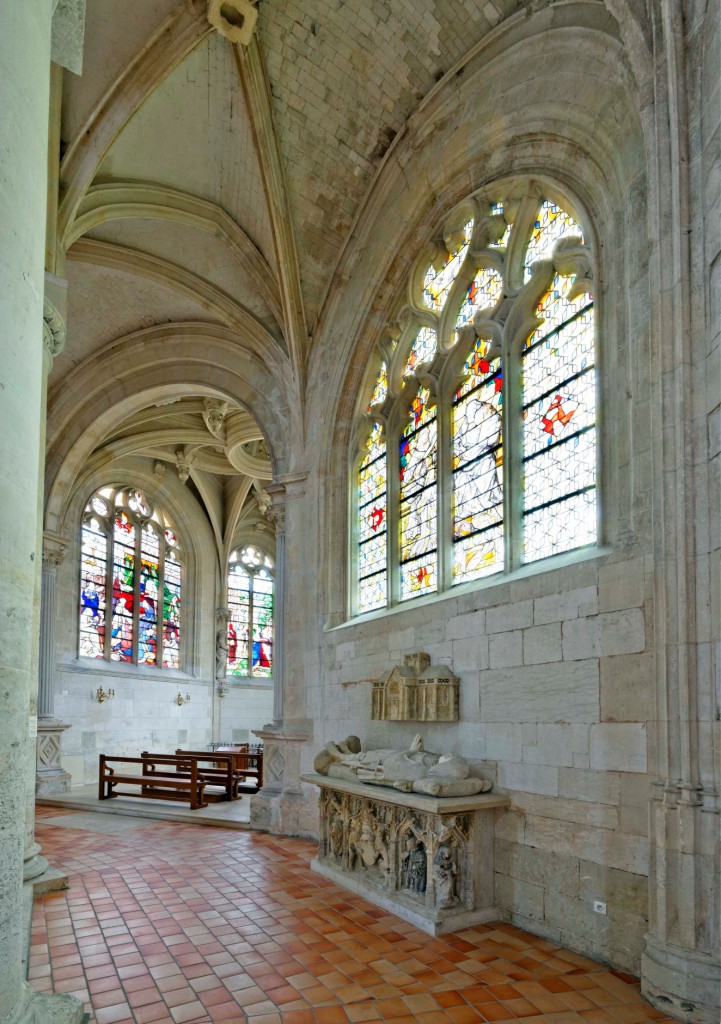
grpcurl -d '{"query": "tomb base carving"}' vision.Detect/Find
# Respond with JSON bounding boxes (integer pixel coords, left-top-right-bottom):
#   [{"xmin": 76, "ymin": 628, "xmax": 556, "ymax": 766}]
[{"xmin": 303, "ymin": 773, "xmax": 509, "ymax": 936}]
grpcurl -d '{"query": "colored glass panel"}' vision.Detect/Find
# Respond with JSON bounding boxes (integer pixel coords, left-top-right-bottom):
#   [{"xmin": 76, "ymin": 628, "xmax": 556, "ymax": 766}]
[
  {"xmin": 403, "ymin": 326, "xmax": 437, "ymax": 377},
  {"xmin": 400, "ymin": 388, "xmax": 437, "ymax": 599},
  {"xmin": 110, "ymin": 511, "xmax": 135, "ymax": 662},
  {"xmin": 79, "ymin": 518, "xmax": 107, "ymax": 659},
  {"xmin": 228, "ymin": 565, "xmax": 250, "ymax": 675},
  {"xmin": 162, "ymin": 551, "xmax": 181, "ymax": 669},
  {"xmin": 368, "ymin": 361, "xmax": 388, "ymax": 409},
  {"xmin": 454, "ymin": 268, "xmax": 504, "ymax": 345},
  {"xmin": 524, "ymin": 201, "xmax": 582, "ymax": 281},
  {"xmin": 358, "ymin": 422, "xmax": 387, "ymax": 613},
  {"xmin": 452, "ymin": 340, "xmax": 504, "ymax": 583},
  {"xmin": 139, "ymin": 524, "xmax": 159, "ymax": 665},
  {"xmin": 251, "ymin": 569, "xmax": 273, "ymax": 677},
  {"xmin": 423, "ymin": 220, "xmax": 473, "ymax": 310},
  {"xmin": 522, "ymin": 232, "xmax": 596, "ymax": 561}
]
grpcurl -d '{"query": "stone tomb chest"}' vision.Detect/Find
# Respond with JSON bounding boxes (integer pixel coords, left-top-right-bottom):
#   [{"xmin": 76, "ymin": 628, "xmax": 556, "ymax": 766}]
[{"xmin": 303, "ymin": 772, "xmax": 509, "ymax": 936}]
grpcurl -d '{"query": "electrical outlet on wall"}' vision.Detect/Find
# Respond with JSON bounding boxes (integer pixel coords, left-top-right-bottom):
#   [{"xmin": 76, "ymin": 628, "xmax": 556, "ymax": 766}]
[{"xmin": 593, "ymin": 900, "xmax": 607, "ymax": 915}]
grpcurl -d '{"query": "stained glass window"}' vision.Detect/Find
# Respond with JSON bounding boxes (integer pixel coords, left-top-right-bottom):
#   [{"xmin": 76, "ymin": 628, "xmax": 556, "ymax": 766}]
[
  {"xmin": 358, "ymin": 423, "xmax": 387, "ymax": 612},
  {"xmin": 452, "ymin": 339, "xmax": 504, "ymax": 583},
  {"xmin": 368, "ymin": 362, "xmax": 388, "ymax": 409},
  {"xmin": 79, "ymin": 487, "xmax": 182, "ymax": 667},
  {"xmin": 453, "ymin": 267, "xmax": 504, "ymax": 345},
  {"xmin": 522, "ymin": 275, "xmax": 595, "ymax": 560},
  {"xmin": 423, "ymin": 220, "xmax": 473, "ymax": 310},
  {"xmin": 524, "ymin": 200, "xmax": 581, "ymax": 281},
  {"xmin": 227, "ymin": 546, "xmax": 274, "ymax": 677},
  {"xmin": 354, "ymin": 189, "xmax": 597, "ymax": 613},
  {"xmin": 403, "ymin": 327, "xmax": 437, "ymax": 377},
  {"xmin": 400, "ymin": 387, "xmax": 438, "ymax": 599}
]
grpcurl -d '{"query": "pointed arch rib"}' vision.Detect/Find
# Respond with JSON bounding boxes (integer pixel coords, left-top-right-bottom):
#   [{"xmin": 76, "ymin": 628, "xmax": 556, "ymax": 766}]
[
  {"xmin": 68, "ymin": 237, "xmax": 288, "ymax": 369},
  {"xmin": 70, "ymin": 181, "xmax": 284, "ymax": 328},
  {"xmin": 58, "ymin": 0, "xmax": 212, "ymax": 246}
]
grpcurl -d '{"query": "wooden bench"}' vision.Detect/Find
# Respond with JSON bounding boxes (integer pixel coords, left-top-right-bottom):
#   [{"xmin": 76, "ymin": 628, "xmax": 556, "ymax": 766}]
[
  {"xmin": 179, "ymin": 747, "xmax": 263, "ymax": 792},
  {"xmin": 98, "ymin": 755, "xmax": 208, "ymax": 809},
  {"xmin": 140, "ymin": 751, "xmax": 241, "ymax": 802}
]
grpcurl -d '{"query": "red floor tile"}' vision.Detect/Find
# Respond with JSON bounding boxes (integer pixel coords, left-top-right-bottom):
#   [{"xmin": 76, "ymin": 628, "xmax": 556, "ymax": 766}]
[{"xmin": 30, "ymin": 812, "xmax": 664, "ymax": 1024}]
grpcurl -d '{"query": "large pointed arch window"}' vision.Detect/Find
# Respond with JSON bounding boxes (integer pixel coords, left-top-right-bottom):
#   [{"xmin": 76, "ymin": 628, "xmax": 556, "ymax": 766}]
[
  {"xmin": 227, "ymin": 545, "xmax": 274, "ymax": 677},
  {"xmin": 79, "ymin": 487, "xmax": 182, "ymax": 666},
  {"xmin": 353, "ymin": 187, "xmax": 597, "ymax": 614}
]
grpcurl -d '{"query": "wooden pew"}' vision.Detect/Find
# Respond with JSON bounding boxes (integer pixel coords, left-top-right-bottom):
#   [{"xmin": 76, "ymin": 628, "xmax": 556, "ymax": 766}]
[
  {"xmin": 98, "ymin": 755, "xmax": 208, "ymax": 809},
  {"xmin": 140, "ymin": 751, "xmax": 240, "ymax": 802},
  {"xmin": 178, "ymin": 747, "xmax": 263, "ymax": 792}
]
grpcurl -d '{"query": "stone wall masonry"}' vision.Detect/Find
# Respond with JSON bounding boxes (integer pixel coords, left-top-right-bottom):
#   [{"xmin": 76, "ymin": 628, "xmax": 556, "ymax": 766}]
[
  {"xmin": 311, "ymin": 556, "xmax": 656, "ymax": 974},
  {"xmin": 57, "ymin": 667, "xmax": 214, "ymax": 784}
]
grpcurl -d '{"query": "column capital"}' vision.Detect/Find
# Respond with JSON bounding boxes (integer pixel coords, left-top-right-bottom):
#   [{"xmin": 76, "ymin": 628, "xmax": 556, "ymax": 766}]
[
  {"xmin": 42, "ymin": 272, "xmax": 68, "ymax": 361},
  {"xmin": 42, "ymin": 533, "xmax": 67, "ymax": 570}
]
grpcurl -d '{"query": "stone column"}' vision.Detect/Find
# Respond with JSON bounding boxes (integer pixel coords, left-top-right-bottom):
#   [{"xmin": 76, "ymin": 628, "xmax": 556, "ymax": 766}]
[
  {"xmin": 639, "ymin": 6, "xmax": 720, "ymax": 1022},
  {"xmin": 250, "ymin": 474, "xmax": 312, "ymax": 835},
  {"xmin": 36, "ymin": 540, "xmax": 71, "ymax": 796},
  {"xmin": 0, "ymin": 1, "xmax": 82, "ymax": 1021},
  {"xmin": 265, "ymin": 485, "xmax": 286, "ymax": 724}
]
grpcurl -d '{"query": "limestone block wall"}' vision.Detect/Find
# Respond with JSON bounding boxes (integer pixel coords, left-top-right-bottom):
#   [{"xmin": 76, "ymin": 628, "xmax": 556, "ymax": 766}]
[
  {"xmin": 57, "ymin": 667, "xmax": 214, "ymax": 785},
  {"xmin": 307, "ymin": 549, "xmax": 653, "ymax": 973},
  {"xmin": 217, "ymin": 682, "xmax": 274, "ymax": 743}
]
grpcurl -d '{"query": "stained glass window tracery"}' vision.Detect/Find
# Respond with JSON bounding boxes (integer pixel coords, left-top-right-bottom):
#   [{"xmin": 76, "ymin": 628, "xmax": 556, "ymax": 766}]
[
  {"xmin": 79, "ymin": 487, "xmax": 182, "ymax": 666},
  {"xmin": 227, "ymin": 546, "xmax": 274, "ymax": 677},
  {"xmin": 357, "ymin": 423, "xmax": 387, "ymax": 612},
  {"xmin": 369, "ymin": 362, "xmax": 388, "ymax": 409},
  {"xmin": 403, "ymin": 327, "xmax": 437, "ymax": 377},
  {"xmin": 399, "ymin": 387, "xmax": 438, "ymax": 599},
  {"xmin": 354, "ymin": 189, "xmax": 597, "ymax": 613},
  {"xmin": 423, "ymin": 220, "xmax": 473, "ymax": 310}
]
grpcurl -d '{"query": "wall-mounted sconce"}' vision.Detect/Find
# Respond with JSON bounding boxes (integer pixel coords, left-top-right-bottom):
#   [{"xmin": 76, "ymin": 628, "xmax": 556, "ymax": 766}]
[
  {"xmin": 176, "ymin": 693, "xmax": 191, "ymax": 706},
  {"xmin": 96, "ymin": 687, "xmax": 115, "ymax": 703}
]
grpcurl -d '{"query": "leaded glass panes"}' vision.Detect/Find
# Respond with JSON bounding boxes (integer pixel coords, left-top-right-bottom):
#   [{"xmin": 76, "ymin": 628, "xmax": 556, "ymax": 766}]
[
  {"xmin": 110, "ymin": 512, "xmax": 135, "ymax": 662},
  {"xmin": 369, "ymin": 362, "xmax": 388, "ymax": 408},
  {"xmin": 403, "ymin": 327, "xmax": 437, "ymax": 377},
  {"xmin": 400, "ymin": 387, "xmax": 437, "ymax": 599},
  {"xmin": 139, "ymin": 524, "xmax": 159, "ymax": 665},
  {"xmin": 524, "ymin": 201, "xmax": 582, "ymax": 281},
  {"xmin": 454, "ymin": 268, "xmax": 504, "ymax": 345},
  {"xmin": 227, "ymin": 546, "xmax": 274, "ymax": 677},
  {"xmin": 228, "ymin": 565, "xmax": 250, "ymax": 675},
  {"xmin": 80, "ymin": 518, "xmax": 107, "ymax": 658},
  {"xmin": 354, "ymin": 188, "xmax": 597, "ymax": 614},
  {"xmin": 358, "ymin": 423, "xmax": 387, "ymax": 612},
  {"xmin": 522, "ymin": 211, "xmax": 595, "ymax": 562},
  {"xmin": 79, "ymin": 487, "xmax": 182, "ymax": 667},
  {"xmin": 452, "ymin": 340, "xmax": 504, "ymax": 583},
  {"xmin": 423, "ymin": 221, "xmax": 473, "ymax": 310}
]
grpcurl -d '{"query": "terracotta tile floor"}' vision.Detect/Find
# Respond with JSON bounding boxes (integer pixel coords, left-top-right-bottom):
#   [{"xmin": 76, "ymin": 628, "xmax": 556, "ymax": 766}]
[{"xmin": 31, "ymin": 806, "xmax": 672, "ymax": 1024}]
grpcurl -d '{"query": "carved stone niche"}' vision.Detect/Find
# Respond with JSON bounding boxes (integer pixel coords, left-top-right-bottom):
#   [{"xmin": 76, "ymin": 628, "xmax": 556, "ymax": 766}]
[
  {"xmin": 371, "ymin": 652, "xmax": 459, "ymax": 722},
  {"xmin": 303, "ymin": 772, "xmax": 509, "ymax": 936}
]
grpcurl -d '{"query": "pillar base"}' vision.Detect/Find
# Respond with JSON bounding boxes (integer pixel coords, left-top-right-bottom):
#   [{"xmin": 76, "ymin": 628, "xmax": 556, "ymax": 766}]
[
  {"xmin": 641, "ymin": 936, "xmax": 721, "ymax": 1024},
  {"xmin": 36, "ymin": 719, "xmax": 72, "ymax": 796},
  {"xmin": 2, "ymin": 983, "xmax": 83, "ymax": 1024},
  {"xmin": 250, "ymin": 721, "xmax": 314, "ymax": 835},
  {"xmin": 22, "ymin": 844, "xmax": 49, "ymax": 885}
]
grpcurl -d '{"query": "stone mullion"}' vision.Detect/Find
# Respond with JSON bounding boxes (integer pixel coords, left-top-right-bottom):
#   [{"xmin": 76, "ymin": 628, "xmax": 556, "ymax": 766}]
[
  {"xmin": 158, "ymin": 531, "xmax": 166, "ymax": 669},
  {"xmin": 387, "ymin": 420, "xmax": 401, "ymax": 607},
  {"xmin": 132, "ymin": 515, "xmax": 141, "ymax": 666},
  {"xmin": 103, "ymin": 518, "xmax": 113, "ymax": 660},
  {"xmin": 505, "ymin": 324, "xmax": 523, "ymax": 573},
  {"xmin": 436, "ymin": 389, "xmax": 450, "ymax": 594}
]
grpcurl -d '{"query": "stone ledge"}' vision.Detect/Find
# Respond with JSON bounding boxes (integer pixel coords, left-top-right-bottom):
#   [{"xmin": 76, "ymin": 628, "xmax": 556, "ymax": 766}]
[{"xmin": 301, "ymin": 772, "xmax": 510, "ymax": 814}]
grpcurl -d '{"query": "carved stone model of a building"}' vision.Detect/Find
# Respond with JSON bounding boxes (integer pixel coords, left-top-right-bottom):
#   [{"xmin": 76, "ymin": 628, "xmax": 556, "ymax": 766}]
[
  {"xmin": 371, "ymin": 652, "xmax": 459, "ymax": 722},
  {"xmin": 303, "ymin": 772, "xmax": 508, "ymax": 935}
]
